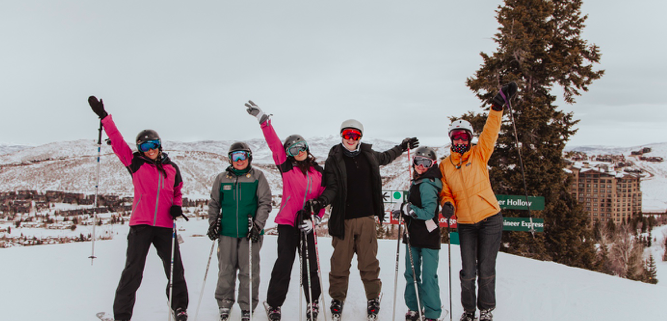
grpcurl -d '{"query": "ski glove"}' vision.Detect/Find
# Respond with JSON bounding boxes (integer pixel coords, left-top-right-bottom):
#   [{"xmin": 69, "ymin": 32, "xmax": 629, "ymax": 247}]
[
  {"xmin": 400, "ymin": 137, "xmax": 419, "ymax": 152},
  {"xmin": 391, "ymin": 202, "xmax": 416, "ymax": 220},
  {"xmin": 170, "ymin": 205, "xmax": 189, "ymax": 221},
  {"xmin": 207, "ymin": 215, "xmax": 221, "ymax": 241},
  {"xmin": 244, "ymin": 100, "xmax": 269, "ymax": 124},
  {"xmin": 491, "ymin": 82, "xmax": 518, "ymax": 111},
  {"xmin": 88, "ymin": 96, "xmax": 108, "ymax": 119},
  {"xmin": 441, "ymin": 201, "xmax": 455, "ymax": 219},
  {"xmin": 247, "ymin": 217, "xmax": 261, "ymax": 243},
  {"xmin": 298, "ymin": 216, "xmax": 321, "ymax": 234},
  {"xmin": 305, "ymin": 198, "xmax": 324, "ymax": 215}
]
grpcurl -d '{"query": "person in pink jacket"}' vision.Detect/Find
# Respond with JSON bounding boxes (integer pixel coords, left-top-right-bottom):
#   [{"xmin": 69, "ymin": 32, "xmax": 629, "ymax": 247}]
[
  {"xmin": 245, "ymin": 101, "xmax": 326, "ymax": 321},
  {"xmin": 88, "ymin": 96, "xmax": 189, "ymax": 321}
]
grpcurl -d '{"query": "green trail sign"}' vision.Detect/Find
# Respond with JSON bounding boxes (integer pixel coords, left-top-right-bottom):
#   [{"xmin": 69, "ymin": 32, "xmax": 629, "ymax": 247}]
[
  {"xmin": 496, "ymin": 194, "xmax": 545, "ymax": 210},
  {"xmin": 503, "ymin": 217, "xmax": 544, "ymax": 232}
]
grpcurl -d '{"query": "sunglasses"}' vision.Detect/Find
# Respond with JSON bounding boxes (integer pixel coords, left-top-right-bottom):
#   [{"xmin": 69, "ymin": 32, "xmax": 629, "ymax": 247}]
[
  {"xmin": 230, "ymin": 151, "xmax": 249, "ymax": 162},
  {"xmin": 138, "ymin": 140, "xmax": 161, "ymax": 152},
  {"xmin": 413, "ymin": 156, "xmax": 434, "ymax": 168},
  {"xmin": 286, "ymin": 141, "xmax": 309, "ymax": 157},
  {"xmin": 341, "ymin": 129, "xmax": 362, "ymax": 141},
  {"xmin": 451, "ymin": 131, "xmax": 470, "ymax": 142}
]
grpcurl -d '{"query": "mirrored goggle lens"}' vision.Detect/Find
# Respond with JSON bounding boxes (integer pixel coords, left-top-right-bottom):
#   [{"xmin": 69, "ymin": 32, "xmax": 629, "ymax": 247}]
[
  {"xmin": 413, "ymin": 156, "xmax": 434, "ymax": 168},
  {"xmin": 287, "ymin": 141, "xmax": 308, "ymax": 157},
  {"xmin": 138, "ymin": 140, "xmax": 161, "ymax": 152},
  {"xmin": 451, "ymin": 131, "xmax": 470, "ymax": 141},
  {"xmin": 230, "ymin": 151, "xmax": 249, "ymax": 162},
  {"xmin": 341, "ymin": 129, "xmax": 361, "ymax": 141}
]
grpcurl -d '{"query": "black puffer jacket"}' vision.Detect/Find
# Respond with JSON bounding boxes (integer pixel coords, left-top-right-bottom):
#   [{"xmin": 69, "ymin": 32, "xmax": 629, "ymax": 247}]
[{"xmin": 319, "ymin": 142, "xmax": 403, "ymax": 240}]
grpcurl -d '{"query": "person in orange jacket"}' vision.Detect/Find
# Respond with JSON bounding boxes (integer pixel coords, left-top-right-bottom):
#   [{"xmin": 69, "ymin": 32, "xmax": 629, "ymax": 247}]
[{"xmin": 439, "ymin": 82, "xmax": 517, "ymax": 321}]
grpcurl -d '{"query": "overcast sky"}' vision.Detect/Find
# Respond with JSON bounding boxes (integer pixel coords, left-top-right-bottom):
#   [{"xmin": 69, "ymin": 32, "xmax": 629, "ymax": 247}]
[{"xmin": 1, "ymin": 0, "xmax": 665, "ymax": 149}]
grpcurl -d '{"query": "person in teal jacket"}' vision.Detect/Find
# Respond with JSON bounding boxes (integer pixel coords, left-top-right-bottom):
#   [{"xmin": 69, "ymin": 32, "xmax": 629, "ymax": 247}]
[
  {"xmin": 393, "ymin": 146, "xmax": 443, "ymax": 321},
  {"xmin": 207, "ymin": 142, "xmax": 272, "ymax": 321}
]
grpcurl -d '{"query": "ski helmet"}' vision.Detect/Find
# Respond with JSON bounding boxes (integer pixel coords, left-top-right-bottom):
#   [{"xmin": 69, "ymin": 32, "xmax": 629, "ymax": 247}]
[
  {"xmin": 283, "ymin": 134, "xmax": 307, "ymax": 151},
  {"xmin": 414, "ymin": 146, "xmax": 437, "ymax": 161},
  {"xmin": 448, "ymin": 120, "xmax": 474, "ymax": 139},
  {"xmin": 135, "ymin": 129, "xmax": 161, "ymax": 151},
  {"xmin": 228, "ymin": 142, "xmax": 253, "ymax": 163},
  {"xmin": 340, "ymin": 119, "xmax": 364, "ymax": 137}
]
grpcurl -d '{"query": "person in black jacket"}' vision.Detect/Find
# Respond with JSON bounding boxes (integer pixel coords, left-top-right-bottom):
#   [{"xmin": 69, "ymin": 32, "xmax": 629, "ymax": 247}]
[
  {"xmin": 392, "ymin": 146, "xmax": 443, "ymax": 321},
  {"xmin": 306, "ymin": 119, "xmax": 418, "ymax": 320}
]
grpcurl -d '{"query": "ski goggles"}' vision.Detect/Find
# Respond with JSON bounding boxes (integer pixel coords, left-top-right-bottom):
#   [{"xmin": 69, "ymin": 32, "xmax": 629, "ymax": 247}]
[
  {"xmin": 138, "ymin": 140, "xmax": 161, "ymax": 152},
  {"xmin": 286, "ymin": 141, "xmax": 309, "ymax": 157},
  {"xmin": 341, "ymin": 128, "xmax": 362, "ymax": 141},
  {"xmin": 413, "ymin": 156, "xmax": 435, "ymax": 168},
  {"xmin": 230, "ymin": 151, "xmax": 250, "ymax": 162},
  {"xmin": 450, "ymin": 130, "xmax": 471, "ymax": 142}
]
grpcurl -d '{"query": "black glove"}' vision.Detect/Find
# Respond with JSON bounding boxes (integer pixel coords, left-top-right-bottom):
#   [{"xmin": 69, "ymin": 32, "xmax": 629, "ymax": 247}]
[
  {"xmin": 247, "ymin": 217, "xmax": 261, "ymax": 243},
  {"xmin": 88, "ymin": 96, "xmax": 108, "ymax": 119},
  {"xmin": 207, "ymin": 215, "xmax": 221, "ymax": 241},
  {"xmin": 491, "ymin": 82, "xmax": 518, "ymax": 111},
  {"xmin": 170, "ymin": 205, "xmax": 189, "ymax": 221},
  {"xmin": 305, "ymin": 198, "xmax": 324, "ymax": 214},
  {"xmin": 244, "ymin": 100, "xmax": 269, "ymax": 124},
  {"xmin": 400, "ymin": 137, "xmax": 419, "ymax": 151},
  {"xmin": 442, "ymin": 202, "xmax": 455, "ymax": 219}
]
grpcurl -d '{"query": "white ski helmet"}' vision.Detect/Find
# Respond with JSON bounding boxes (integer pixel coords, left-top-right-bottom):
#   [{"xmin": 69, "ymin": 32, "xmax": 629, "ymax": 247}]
[
  {"xmin": 448, "ymin": 119, "xmax": 474, "ymax": 139},
  {"xmin": 340, "ymin": 119, "xmax": 364, "ymax": 137}
]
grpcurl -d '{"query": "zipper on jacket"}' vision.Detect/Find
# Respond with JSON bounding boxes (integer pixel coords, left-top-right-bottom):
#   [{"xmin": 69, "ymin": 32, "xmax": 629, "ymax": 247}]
[
  {"xmin": 153, "ymin": 171, "xmax": 164, "ymax": 226},
  {"xmin": 234, "ymin": 175, "xmax": 239, "ymax": 238}
]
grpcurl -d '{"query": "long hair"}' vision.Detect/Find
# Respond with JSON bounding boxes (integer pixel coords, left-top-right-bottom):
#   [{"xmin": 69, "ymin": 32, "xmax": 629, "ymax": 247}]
[{"xmin": 291, "ymin": 151, "xmax": 318, "ymax": 175}]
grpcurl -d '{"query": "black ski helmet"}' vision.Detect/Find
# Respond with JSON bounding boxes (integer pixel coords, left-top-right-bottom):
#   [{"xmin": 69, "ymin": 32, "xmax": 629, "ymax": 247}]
[
  {"xmin": 414, "ymin": 146, "xmax": 437, "ymax": 161},
  {"xmin": 136, "ymin": 129, "xmax": 161, "ymax": 151},
  {"xmin": 228, "ymin": 142, "xmax": 252, "ymax": 164},
  {"xmin": 283, "ymin": 134, "xmax": 308, "ymax": 152}
]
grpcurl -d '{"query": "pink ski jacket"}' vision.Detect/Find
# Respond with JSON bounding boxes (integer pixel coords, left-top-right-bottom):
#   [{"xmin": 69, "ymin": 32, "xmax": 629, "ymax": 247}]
[
  {"xmin": 102, "ymin": 115, "xmax": 183, "ymax": 228},
  {"xmin": 261, "ymin": 119, "xmax": 325, "ymax": 227}
]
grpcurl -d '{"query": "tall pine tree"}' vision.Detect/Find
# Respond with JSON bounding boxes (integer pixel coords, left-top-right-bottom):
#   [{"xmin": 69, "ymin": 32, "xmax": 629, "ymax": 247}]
[{"xmin": 464, "ymin": 0, "xmax": 604, "ymax": 268}]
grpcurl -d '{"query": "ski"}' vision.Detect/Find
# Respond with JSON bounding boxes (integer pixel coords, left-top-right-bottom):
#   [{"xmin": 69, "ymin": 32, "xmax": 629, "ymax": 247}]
[{"xmin": 96, "ymin": 312, "xmax": 113, "ymax": 321}]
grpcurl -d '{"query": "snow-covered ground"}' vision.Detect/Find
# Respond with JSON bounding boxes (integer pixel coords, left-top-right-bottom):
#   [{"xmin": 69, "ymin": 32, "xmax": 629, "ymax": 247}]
[{"xmin": 2, "ymin": 218, "xmax": 667, "ymax": 321}]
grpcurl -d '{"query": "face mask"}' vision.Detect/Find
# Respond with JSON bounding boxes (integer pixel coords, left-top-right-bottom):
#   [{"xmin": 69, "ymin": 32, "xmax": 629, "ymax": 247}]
[{"xmin": 451, "ymin": 143, "xmax": 469, "ymax": 155}]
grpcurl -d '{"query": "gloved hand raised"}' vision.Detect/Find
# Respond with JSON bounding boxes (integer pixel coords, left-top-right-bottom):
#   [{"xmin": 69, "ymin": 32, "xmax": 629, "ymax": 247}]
[
  {"xmin": 441, "ymin": 202, "xmax": 455, "ymax": 219},
  {"xmin": 400, "ymin": 137, "xmax": 419, "ymax": 151},
  {"xmin": 247, "ymin": 216, "xmax": 261, "ymax": 243},
  {"xmin": 88, "ymin": 96, "xmax": 108, "ymax": 119},
  {"xmin": 207, "ymin": 215, "xmax": 222, "ymax": 240},
  {"xmin": 491, "ymin": 82, "xmax": 518, "ymax": 111},
  {"xmin": 170, "ymin": 205, "xmax": 189, "ymax": 221},
  {"xmin": 244, "ymin": 100, "xmax": 269, "ymax": 124}
]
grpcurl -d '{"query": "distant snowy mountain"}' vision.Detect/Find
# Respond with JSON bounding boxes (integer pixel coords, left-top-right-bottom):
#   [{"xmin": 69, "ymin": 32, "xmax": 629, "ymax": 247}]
[
  {"xmin": 0, "ymin": 143, "xmax": 30, "ymax": 156},
  {"xmin": 1, "ymin": 139, "xmax": 666, "ymax": 210}
]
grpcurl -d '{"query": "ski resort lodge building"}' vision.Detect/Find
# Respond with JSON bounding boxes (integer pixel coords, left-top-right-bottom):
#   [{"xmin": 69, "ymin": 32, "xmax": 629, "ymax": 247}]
[{"xmin": 566, "ymin": 163, "xmax": 642, "ymax": 224}]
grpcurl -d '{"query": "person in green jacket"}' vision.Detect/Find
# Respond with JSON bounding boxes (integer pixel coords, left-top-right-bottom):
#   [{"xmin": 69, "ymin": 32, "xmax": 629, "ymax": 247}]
[
  {"xmin": 207, "ymin": 142, "xmax": 273, "ymax": 321},
  {"xmin": 393, "ymin": 146, "xmax": 443, "ymax": 321}
]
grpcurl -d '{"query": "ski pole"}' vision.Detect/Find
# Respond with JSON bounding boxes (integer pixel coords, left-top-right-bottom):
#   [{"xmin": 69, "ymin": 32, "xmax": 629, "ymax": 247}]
[
  {"xmin": 310, "ymin": 211, "xmax": 328, "ymax": 321},
  {"xmin": 193, "ymin": 240, "xmax": 216, "ymax": 321},
  {"xmin": 403, "ymin": 218, "xmax": 423, "ymax": 321},
  {"xmin": 299, "ymin": 225, "xmax": 303, "ymax": 321},
  {"xmin": 168, "ymin": 222, "xmax": 176, "ymax": 321},
  {"xmin": 248, "ymin": 215, "xmax": 253, "ymax": 321},
  {"xmin": 89, "ymin": 120, "xmax": 103, "ymax": 265},
  {"xmin": 392, "ymin": 147, "xmax": 412, "ymax": 321},
  {"xmin": 499, "ymin": 87, "xmax": 535, "ymax": 236},
  {"xmin": 447, "ymin": 217, "xmax": 453, "ymax": 321},
  {"xmin": 303, "ymin": 229, "xmax": 314, "ymax": 321}
]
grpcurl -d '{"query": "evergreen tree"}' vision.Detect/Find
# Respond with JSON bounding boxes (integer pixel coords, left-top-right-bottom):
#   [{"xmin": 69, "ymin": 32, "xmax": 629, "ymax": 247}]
[
  {"xmin": 644, "ymin": 254, "xmax": 658, "ymax": 284},
  {"xmin": 465, "ymin": 0, "xmax": 603, "ymax": 268}
]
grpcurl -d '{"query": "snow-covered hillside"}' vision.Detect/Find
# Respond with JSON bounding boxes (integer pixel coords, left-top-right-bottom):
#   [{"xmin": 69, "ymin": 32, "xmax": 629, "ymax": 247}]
[{"xmin": 1, "ymin": 218, "xmax": 666, "ymax": 321}]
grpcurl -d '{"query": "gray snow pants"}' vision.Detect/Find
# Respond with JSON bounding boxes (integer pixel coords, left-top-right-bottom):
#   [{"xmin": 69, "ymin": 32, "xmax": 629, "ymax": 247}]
[{"xmin": 215, "ymin": 235, "xmax": 263, "ymax": 312}]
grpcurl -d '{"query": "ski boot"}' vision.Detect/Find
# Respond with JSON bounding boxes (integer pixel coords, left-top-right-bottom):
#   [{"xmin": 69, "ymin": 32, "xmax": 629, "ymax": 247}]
[
  {"xmin": 479, "ymin": 308, "xmax": 494, "ymax": 321},
  {"xmin": 405, "ymin": 310, "xmax": 420, "ymax": 321},
  {"xmin": 460, "ymin": 310, "xmax": 476, "ymax": 321},
  {"xmin": 263, "ymin": 302, "xmax": 281, "ymax": 321},
  {"xmin": 366, "ymin": 295, "xmax": 381, "ymax": 320},
  {"xmin": 241, "ymin": 310, "xmax": 251, "ymax": 321},
  {"xmin": 330, "ymin": 299, "xmax": 344, "ymax": 321},
  {"xmin": 306, "ymin": 300, "xmax": 319, "ymax": 320},
  {"xmin": 173, "ymin": 307, "xmax": 188, "ymax": 321},
  {"xmin": 218, "ymin": 307, "xmax": 231, "ymax": 321}
]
